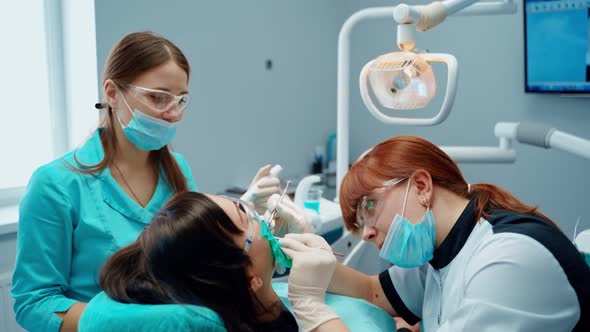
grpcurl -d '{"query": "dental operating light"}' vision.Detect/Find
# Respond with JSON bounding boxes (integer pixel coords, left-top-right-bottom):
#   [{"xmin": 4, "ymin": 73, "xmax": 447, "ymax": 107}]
[{"xmin": 359, "ymin": 0, "xmax": 516, "ymax": 126}]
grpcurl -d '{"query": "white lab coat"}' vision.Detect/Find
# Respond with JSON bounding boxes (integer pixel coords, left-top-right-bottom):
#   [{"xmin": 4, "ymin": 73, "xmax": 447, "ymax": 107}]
[{"xmin": 379, "ymin": 200, "xmax": 589, "ymax": 331}]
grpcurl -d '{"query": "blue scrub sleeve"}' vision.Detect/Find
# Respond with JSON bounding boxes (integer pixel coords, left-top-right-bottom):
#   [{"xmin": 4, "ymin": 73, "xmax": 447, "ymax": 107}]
[
  {"xmin": 11, "ymin": 166, "xmax": 77, "ymax": 332},
  {"xmin": 173, "ymin": 153, "xmax": 198, "ymax": 192}
]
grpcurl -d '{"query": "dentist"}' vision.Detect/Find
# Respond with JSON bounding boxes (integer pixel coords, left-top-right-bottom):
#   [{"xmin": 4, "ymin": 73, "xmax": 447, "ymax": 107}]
[{"xmin": 280, "ymin": 135, "xmax": 590, "ymax": 332}]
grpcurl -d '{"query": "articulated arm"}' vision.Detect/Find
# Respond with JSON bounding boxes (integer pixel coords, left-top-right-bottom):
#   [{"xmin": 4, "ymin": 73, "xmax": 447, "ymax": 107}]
[{"xmin": 393, "ymin": 0, "xmax": 516, "ymax": 50}]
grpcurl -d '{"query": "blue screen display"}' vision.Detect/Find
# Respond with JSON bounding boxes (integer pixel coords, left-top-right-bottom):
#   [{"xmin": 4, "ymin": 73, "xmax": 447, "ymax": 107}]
[{"xmin": 525, "ymin": 0, "xmax": 590, "ymax": 93}]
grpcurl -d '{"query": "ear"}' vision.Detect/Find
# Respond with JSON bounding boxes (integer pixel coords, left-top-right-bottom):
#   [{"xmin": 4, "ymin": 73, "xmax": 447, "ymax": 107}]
[
  {"xmin": 411, "ymin": 169, "xmax": 433, "ymax": 207},
  {"xmin": 104, "ymin": 79, "xmax": 118, "ymax": 109},
  {"xmin": 248, "ymin": 273, "xmax": 264, "ymax": 293}
]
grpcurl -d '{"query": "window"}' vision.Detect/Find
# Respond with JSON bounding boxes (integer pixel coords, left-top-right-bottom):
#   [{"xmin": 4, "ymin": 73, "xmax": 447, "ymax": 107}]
[
  {"xmin": 0, "ymin": 0, "xmax": 98, "ymax": 207},
  {"xmin": 0, "ymin": 1, "xmax": 54, "ymax": 201}
]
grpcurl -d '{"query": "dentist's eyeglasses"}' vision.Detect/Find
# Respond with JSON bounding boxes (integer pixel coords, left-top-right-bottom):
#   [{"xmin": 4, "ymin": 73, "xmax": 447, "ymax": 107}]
[
  {"xmin": 117, "ymin": 83, "xmax": 191, "ymax": 113},
  {"xmin": 355, "ymin": 178, "xmax": 407, "ymax": 228}
]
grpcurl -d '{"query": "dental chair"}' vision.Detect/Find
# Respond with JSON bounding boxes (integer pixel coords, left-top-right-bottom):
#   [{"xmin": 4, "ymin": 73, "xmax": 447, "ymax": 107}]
[
  {"xmin": 79, "ymin": 283, "xmax": 397, "ymax": 331},
  {"xmin": 78, "ymin": 291, "xmax": 225, "ymax": 332}
]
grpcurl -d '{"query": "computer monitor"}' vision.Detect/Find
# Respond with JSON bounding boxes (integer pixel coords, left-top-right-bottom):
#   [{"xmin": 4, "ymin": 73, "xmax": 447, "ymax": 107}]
[{"xmin": 524, "ymin": 0, "xmax": 590, "ymax": 93}]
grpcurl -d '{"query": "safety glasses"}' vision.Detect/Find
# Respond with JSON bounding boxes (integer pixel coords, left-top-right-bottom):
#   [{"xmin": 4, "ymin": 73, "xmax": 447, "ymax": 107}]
[
  {"xmin": 221, "ymin": 196, "xmax": 267, "ymax": 253},
  {"xmin": 356, "ymin": 178, "xmax": 407, "ymax": 229},
  {"xmin": 223, "ymin": 196, "xmax": 293, "ymax": 268},
  {"xmin": 117, "ymin": 83, "xmax": 191, "ymax": 113}
]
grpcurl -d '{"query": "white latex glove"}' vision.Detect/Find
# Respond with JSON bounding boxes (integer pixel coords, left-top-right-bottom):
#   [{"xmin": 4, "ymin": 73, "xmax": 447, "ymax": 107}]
[
  {"xmin": 241, "ymin": 164, "xmax": 281, "ymax": 214},
  {"xmin": 266, "ymin": 194, "xmax": 316, "ymax": 236},
  {"xmin": 279, "ymin": 233, "xmax": 339, "ymax": 332}
]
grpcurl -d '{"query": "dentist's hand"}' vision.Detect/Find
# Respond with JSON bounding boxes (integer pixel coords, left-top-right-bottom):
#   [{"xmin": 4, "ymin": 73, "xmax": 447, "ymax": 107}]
[
  {"xmin": 241, "ymin": 164, "xmax": 281, "ymax": 214},
  {"xmin": 279, "ymin": 233, "xmax": 339, "ymax": 332},
  {"xmin": 266, "ymin": 194, "xmax": 316, "ymax": 236}
]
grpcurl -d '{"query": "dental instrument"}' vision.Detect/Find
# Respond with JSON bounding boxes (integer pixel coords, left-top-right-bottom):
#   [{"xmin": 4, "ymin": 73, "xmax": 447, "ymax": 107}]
[
  {"xmin": 267, "ymin": 180, "xmax": 291, "ymax": 230},
  {"xmin": 274, "ymin": 236, "xmax": 345, "ymax": 257}
]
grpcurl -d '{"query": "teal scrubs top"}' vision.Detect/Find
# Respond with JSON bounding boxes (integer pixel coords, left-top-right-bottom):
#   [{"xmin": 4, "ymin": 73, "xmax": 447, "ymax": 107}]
[{"xmin": 11, "ymin": 130, "xmax": 198, "ymax": 332}]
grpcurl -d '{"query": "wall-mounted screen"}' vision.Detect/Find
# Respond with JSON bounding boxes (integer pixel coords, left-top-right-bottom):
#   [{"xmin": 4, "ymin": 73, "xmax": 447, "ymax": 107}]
[{"xmin": 525, "ymin": 0, "xmax": 590, "ymax": 93}]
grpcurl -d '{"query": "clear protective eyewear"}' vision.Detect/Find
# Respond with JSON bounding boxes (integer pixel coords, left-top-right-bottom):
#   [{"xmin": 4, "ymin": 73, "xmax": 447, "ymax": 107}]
[
  {"xmin": 356, "ymin": 178, "xmax": 407, "ymax": 229},
  {"xmin": 223, "ymin": 196, "xmax": 293, "ymax": 268},
  {"xmin": 117, "ymin": 83, "xmax": 191, "ymax": 113},
  {"xmin": 221, "ymin": 196, "xmax": 269, "ymax": 253}
]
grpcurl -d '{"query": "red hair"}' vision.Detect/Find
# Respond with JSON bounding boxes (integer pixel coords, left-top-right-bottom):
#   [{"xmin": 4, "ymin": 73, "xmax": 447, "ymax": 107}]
[{"xmin": 339, "ymin": 136, "xmax": 554, "ymax": 233}]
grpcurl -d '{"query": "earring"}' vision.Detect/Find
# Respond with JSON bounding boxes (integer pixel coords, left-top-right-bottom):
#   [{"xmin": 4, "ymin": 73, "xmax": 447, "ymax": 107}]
[{"xmin": 422, "ymin": 196, "xmax": 429, "ymax": 206}]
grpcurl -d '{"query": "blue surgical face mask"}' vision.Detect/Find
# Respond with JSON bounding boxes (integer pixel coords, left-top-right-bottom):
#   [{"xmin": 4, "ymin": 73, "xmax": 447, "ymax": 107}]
[
  {"xmin": 116, "ymin": 93, "xmax": 179, "ymax": 151},
  {"xmin": 379, "ymin": 179, "xmax": 437, "ymax": 268}
]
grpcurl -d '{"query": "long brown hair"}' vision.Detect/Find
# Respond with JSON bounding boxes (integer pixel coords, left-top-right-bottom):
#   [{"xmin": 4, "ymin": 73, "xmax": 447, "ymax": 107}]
[
  {"xmin": 340, "ymin": 135, "xmax": 554, "ymax": 233},
  {"xmin": 73, "ymin": 31, "xmax": 190, "ymax": 193},
  {"xmin": 100, "ymin": 192, "xmax": 262, "ymax": 332}
]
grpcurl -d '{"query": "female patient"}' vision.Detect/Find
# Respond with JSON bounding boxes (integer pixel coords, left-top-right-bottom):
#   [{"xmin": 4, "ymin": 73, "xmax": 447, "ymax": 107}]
[{"xmin": 99, "ymin": 192, "xmax": 298, "ymax": 332}]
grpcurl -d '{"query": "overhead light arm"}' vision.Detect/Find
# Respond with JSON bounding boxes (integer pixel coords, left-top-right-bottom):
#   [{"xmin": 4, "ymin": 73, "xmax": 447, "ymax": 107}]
[{"xmin": 395, "ymin": 0, "xmax": 516, "ymax": 50}]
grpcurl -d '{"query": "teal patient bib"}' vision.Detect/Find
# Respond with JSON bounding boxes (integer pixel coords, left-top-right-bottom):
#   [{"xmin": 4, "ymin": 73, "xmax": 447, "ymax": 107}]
[{"xmin": 79, "ymin": 283, "xmax": 397, "ymax": 331}]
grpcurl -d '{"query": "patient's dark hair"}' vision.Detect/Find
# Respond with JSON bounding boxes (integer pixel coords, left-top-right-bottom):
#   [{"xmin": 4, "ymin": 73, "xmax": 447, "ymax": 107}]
[{"xmin": 100, "ymin": 192, "xmax": 260, "ymax": 332}]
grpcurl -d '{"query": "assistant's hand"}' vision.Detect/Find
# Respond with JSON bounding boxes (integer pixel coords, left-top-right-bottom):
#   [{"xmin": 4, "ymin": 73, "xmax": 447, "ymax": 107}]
[
  {"xmin": 266, "ymin": 194, "xmax": 316, "ymax": 236},
  {"xmin": 241, "ymin": 164, "xmax": 281, "ymax": 214},
  {"xmin": 279, "ymin": 233, "xmax": 339, "ymax": 331}
]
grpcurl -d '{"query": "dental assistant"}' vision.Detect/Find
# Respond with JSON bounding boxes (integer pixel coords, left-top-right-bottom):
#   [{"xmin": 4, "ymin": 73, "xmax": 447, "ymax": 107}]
[
  {"xmin": 280, "ymin": 136, "xmax": 590, "ymax": 332},
  {"xmin": 11, "ymin": 32, "xmax": 279, "ymax": 332}
]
